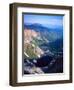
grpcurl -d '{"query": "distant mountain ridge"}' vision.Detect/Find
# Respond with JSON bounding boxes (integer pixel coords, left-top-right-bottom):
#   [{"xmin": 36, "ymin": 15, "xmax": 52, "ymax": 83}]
[
  {"xmin": 24, "ymin": 23, "xmax": 63, "ymax": 42},
  {"xmin": 24, "ymin": 23, "xmax": 49, "ymax": 32},
  {"xmin": 24, "ymin": 23, "xmax": 63, "ymax": 31}
]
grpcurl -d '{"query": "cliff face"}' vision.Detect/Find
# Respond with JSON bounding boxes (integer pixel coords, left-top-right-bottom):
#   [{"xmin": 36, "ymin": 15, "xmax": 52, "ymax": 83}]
[
  {"xmin": 24, "ymin": 29, "xmax": 38, "ymax": 38},
  {"xmin": 24, "ymin": 29, "xmax": 44, "ymax": 58}
]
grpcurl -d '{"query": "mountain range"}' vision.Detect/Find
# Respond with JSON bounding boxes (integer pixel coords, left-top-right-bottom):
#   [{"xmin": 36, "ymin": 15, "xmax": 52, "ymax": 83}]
[
  {"xmin": 24, "ymin": 23, "xmax": 63, "ymax": 42},
  {"xmin": 23, "ymin": 23, "xmax": 63, "ymax": 74}
]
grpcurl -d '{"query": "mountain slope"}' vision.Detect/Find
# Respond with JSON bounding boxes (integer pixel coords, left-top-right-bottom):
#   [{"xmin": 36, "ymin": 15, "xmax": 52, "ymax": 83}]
[{"xmin": 24, "ymin": 23, "xmax": 63, "ymax": 42}]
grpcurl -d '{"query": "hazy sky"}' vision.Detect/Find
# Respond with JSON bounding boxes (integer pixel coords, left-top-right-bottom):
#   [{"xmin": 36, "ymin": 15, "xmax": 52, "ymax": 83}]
[{"xmin": 24, "ymin": 14, "xmax": 64, "ymax": 29}]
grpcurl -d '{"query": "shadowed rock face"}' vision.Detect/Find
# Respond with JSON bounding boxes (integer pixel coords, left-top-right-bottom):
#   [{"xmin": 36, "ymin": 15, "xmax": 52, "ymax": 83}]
[
  {"xmin": 24, "ymin": 54, "xmax": 63, "ymax": 74},
  {"xmin": 35, "ymin": 55, "xmax": 53, "ymax": 67}
]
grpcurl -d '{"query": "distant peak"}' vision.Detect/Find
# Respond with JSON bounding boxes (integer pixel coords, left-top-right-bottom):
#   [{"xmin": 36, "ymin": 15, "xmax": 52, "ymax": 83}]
[{"xmin": 31, "ymin": 23, "xmax": 43, "ymax": 26}]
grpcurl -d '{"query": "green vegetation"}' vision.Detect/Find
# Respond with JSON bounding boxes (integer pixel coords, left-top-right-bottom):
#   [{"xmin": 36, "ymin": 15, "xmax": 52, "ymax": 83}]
[
  {"xmin": 32, "ymin": 37, "xmax": 44, "ymax": 46},
  {"xmin": 25, "ymin": 45, "xmax": 38, "ymax": 59}
]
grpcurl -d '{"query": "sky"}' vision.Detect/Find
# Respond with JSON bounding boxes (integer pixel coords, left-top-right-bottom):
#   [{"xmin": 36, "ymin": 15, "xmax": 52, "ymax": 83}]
[{"xmin": 23, "ymin": 14, "xmax": 64, "ymax": 29}]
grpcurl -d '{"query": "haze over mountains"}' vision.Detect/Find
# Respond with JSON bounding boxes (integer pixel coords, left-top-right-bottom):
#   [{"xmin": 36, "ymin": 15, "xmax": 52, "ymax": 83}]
[{"xmin": 24, "ymin": 23, "xmax": 63, "ymax": 42}]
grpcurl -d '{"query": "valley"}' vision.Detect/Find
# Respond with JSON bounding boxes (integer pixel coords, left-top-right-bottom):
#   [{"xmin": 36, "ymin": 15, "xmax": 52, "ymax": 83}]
[{"xmin": 23, "ymin": 23, "xmax": 63, "ymax": 74}]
